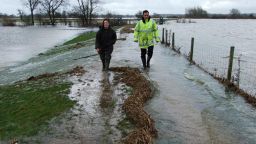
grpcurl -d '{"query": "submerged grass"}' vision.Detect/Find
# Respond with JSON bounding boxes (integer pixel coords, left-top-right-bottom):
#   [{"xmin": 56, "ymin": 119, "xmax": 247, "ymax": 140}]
[{"xmin": 0, "ymin": 66, "xmax": 85, "ymax": 140}]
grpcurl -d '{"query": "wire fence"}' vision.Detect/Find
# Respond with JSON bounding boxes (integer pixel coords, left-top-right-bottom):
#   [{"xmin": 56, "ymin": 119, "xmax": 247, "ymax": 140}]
[{"xmin": 161, "ymin": 28, "xmax": 256, "ymax": 99}]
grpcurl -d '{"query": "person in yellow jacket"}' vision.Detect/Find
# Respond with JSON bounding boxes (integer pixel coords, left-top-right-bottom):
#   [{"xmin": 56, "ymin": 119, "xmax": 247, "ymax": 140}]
[{"xmin": 134, "ymin": 10, "xmax": 160, "ymax": 69}]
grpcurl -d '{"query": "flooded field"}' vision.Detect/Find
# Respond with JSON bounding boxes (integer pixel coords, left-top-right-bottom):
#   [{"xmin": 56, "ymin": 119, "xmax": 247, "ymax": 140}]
[
  {"xmin": 161, "ymin": 19, "xmax": 256, "ymax": 96},
  {"xmin": 0, "ymin": 26, "xmax": 96, "ymax": 70}
]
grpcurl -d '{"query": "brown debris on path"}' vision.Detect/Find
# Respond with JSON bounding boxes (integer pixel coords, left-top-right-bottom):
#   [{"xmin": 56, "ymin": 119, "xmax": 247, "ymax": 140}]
[
  {"xmin": 110, "ymin": 67, "xmax": 157, "ymax": 144},
  {"xmin": 27, "ymin": 66, "xmax": 86, "ymax": 81},
  {"xmin": 27, "ymin": 73, "xmax": 58, "ymax": 81},
  {"xmin": 65, "ymin": 66, "xmax": 86, "ymax": 76},
  {"xmin": 120, "ymin": 24, "xmax": 135, "ymax": 34}
]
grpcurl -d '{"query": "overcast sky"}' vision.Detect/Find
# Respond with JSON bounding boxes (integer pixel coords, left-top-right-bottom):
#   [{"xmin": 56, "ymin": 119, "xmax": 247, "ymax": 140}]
[{"xmin": 1, "ymin": 0, "xmax": 255, "ymax": 15}]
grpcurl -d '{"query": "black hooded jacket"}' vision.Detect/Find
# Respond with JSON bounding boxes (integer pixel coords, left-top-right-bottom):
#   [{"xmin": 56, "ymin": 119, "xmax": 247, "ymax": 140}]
[{"xmin": 95, "ymin": 26, "xmax": 117, "ymax": 50}]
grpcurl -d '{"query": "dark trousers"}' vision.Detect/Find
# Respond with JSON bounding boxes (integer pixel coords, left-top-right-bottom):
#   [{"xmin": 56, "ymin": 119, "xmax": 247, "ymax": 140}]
[
  {"xmin": 141, "ymin": 46, "xmax": 154, "ymax": 68},
  {"xmin": 99, "ymin": 47, "xmax": 113, "ymax": 70}
]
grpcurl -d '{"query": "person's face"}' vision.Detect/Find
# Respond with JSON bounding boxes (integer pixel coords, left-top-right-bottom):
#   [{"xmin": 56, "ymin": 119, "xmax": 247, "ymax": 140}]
[
  {"xmin": 103, "ymin": 20, "xmax": 109, "ymax": 29},
  {"xmin": 143, "ymin": 12, "xmax": 149, "ymax": 20}
]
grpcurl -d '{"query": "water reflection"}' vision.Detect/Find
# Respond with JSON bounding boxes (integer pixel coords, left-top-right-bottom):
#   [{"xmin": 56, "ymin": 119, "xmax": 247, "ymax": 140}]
[{"xmin": 100, "ymin": 72, "xmax": 114, "ymax": 110}]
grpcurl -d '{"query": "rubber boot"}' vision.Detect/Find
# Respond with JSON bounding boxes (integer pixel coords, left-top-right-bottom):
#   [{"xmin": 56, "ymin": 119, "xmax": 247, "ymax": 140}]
[
  {"xmin": 141, "ymin": 57, "xmax": 146, "ymax": 69},
  {"xmin": 147, "ymin": 58, "xmax": 150, "ymax": 68},
  {"xmin": 102, "ymin": 60, "xmax": 106, "ymax": 71},
  {"xmin": 105, "ymin": 58, "xmax": 110, "ymax": 71}
]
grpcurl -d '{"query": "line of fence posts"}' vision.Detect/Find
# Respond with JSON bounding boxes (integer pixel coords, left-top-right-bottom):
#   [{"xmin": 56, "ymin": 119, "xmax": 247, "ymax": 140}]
[
  {"xmin": 161, "ymin": 28, "xmax": 171, "ymax": 46},
  {"xmin": 189, "ymin": 39, "xmax": 235, "ymax": 82},
  {"xmin": 161, "ymin": 28, "xmax": 236, "ymax": 82}
]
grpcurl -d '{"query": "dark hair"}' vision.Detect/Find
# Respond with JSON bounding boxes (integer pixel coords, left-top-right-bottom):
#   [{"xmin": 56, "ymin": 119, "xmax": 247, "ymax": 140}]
[
  {"xmin": 100, "ymin": 18, "xmax": 110, "ymax": 29},
  {"xmin": 142, "ymin": 10, "xmax": 150, "ymax": 23},
  {"xmin": 102, "ymin": 18, "xmax": 110, "ymax": 26},
  {"xmin": 143, "ymin": 10, "xmax": 149, "ymax": 15}
]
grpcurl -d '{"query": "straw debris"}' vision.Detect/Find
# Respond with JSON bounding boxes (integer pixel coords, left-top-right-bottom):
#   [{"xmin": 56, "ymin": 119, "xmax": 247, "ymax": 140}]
[
  {"xmin": 27, "ymin": 66, "xmax": 86, "ymax": 81},
  {"xmin": 110, "ymin": 67, "xmax": 157, "ymax": 144},
  {"xmin": 120, "ymin": 24, "xmax": 135, "ymax": 34}
]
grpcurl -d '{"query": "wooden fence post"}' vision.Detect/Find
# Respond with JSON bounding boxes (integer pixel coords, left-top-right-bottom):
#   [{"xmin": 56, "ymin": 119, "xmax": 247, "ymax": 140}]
[
  {"xmin": 227, "ymin": 46, "xmax": 235, "ymax": 81},
  {"xmin": 190, "ymin": 37, "xmax": 194, "ymax": 63},
  {"xmin": 161, "ymin": 28, "xmax": 165, "ymax": 44},
  {"xmin": 165, "ymin": 29, "xmax": 168, "ymax": 46},
  {"xmin": 172, "ymin": 32, "xmax": 175, "ymax": 49}
]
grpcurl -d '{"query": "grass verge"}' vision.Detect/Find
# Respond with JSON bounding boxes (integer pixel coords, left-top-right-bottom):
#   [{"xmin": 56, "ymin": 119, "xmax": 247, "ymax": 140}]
[{"xmin": 0, "ymin": 66, "xmax": 85, "ymax": 140}]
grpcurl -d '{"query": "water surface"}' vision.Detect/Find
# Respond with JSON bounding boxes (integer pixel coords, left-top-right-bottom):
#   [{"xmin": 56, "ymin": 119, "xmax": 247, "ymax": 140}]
[{"xmin": 0, "ymin": 26, "xmax": 94, "ymax": 70}]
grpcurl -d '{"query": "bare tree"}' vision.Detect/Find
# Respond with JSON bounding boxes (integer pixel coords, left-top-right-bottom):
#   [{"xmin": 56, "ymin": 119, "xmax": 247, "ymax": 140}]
[
  {"xmin": 22, "ymin": 0, "xmax": 40, "ymax": 25},
  {"xmin": 77, "ymin": 0, "xmax": 89, "ymax": 26},
  {"xmin": 135, "ymin": 11, "xmax": 142, "ymax": 19},
  {"xmin": 230, "ymin": 8, "xmax": 241, "ymax": 18},
  {"xmin": 76, "ymin": 0, "xmax": 99, "ymax": 26},
  {"xmin": 88, "ymin": 0, "xmax": 99, "ymax": 25},
  {"xmin": 185, "ymin": 6, "xmax": 208, "ymax": 18},
  {"xmin": 40, "ymin": 0, "xmax": 67, "ymax": 25},
  {"xmin": 17, "ymin": 9, "xmax": 25, "ymax": 22}
]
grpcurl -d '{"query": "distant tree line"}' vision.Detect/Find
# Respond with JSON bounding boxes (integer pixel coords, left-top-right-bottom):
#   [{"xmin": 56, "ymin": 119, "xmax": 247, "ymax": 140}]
[
  {"xmin": 185, "ymin": 7, "xmax": 255, "ymax": 19},
  {"xmin": 185, "ymin": 6, "xmax": 208, "ymax": 18}
]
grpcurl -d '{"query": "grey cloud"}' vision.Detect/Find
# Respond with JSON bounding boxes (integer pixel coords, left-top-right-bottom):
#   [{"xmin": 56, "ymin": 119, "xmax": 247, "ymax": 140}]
[{"xmin": 1, "ymin": 0, "xmax": 256, "ymax": 15}]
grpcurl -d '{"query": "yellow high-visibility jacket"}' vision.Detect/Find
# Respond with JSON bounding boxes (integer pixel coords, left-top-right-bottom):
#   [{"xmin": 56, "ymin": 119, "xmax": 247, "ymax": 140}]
[{"xmin": 134, "ymin": 19, "xmax": 160, "ymax": 48}]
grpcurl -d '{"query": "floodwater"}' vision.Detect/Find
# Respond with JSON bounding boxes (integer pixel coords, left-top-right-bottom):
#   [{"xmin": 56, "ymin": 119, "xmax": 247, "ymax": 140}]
[
  {"xmin": 113, "ymin": 33, "xmax": 256, "ymax": 144},
  {"xmin": 0, "ymin": 25, "xmax": 95, "ymax": 71},
  {"xmin": 1, "ymin": 28, "xmax": 256, "ymax": 144},
  {"xmin": 162, "ymin": 19, "xmax": 256, "ymax": 96}
]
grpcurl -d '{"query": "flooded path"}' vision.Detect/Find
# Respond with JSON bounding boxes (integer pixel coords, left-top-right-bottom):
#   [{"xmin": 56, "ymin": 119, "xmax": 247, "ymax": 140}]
[
  {"xmin": 112, "ymin": 33, "xmax": 256, "ymax": 144},
  {"xmin": 1, "ymin": 30, "xmax": 256, "ymax": 144}
]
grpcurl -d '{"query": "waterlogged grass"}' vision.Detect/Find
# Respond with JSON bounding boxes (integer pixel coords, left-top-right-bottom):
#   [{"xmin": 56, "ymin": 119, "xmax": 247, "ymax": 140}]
[
  {"xmin": 38, "ymin": 39, "xmax": 95, "ymax": 57},
  {"xmin": 63, "ymin": 31, "xmax": 96, "ymax": 45},
  {"xmin": 0, "ymin": 76, "xmax": 75, "ymax": 140},
  {"xmin": 38, "ymin": 31, "xmax": 96, "ymax": 56}
]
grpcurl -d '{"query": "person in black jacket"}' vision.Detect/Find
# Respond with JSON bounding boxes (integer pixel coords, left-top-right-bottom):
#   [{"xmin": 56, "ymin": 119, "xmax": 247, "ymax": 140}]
[{"xmin": 95, "ymin": 19, "xmax": 117, "ymax": 71}]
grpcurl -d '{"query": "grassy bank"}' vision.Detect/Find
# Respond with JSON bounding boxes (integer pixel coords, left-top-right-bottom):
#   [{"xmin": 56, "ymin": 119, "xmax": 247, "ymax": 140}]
[
  {"xmin": 38, "ymin": 31, "xmax": 96, "ymax": 57},
  {"xmin": 0, "ymin": 70, "xmax": 80, "ymax": 140},
  {"xmin": 63, "ymin": 31, "xmax": 96, "ymax": 45}
]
